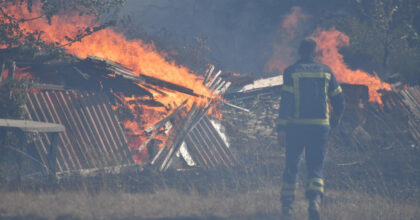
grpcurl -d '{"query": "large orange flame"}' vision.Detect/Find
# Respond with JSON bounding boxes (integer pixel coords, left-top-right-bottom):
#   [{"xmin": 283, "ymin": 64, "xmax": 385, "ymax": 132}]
[
  {"xmin": 2, "ymin": 2, "xmax": 215, "ymax": 162},
  {"xmin": 312, "ymin": 28, "xmax": 391, "ymax": 105}
]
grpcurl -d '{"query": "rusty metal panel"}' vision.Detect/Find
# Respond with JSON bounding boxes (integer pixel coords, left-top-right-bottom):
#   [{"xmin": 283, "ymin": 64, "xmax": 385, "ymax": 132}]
[
  {"xmin": 183, "ymin": 115, "xmax": 240, "ymax": 169},
  {"xmin": 25, "ymin": 90, "xmax": 134, "ymax": 174}
]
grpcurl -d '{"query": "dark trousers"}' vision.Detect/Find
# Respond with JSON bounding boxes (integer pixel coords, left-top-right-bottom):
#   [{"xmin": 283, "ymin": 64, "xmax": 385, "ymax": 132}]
[{"xmin": 281, "ymin": 124, "xmax": 330, "ymax": 203}]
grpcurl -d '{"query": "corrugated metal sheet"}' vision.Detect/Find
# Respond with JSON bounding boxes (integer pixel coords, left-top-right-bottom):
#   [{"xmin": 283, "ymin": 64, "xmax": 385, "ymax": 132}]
[
  {"xmin": 24, "ymin": 90, "xmax": 134, "ymax": 174},
  {"xmin": 180, "ymin": 115, "xmax": 240, "ymax": 169},
  {"xmin": 382, "ymin": 86, "xmax": 420, "ymax": 143},
  {"xmin": 400, "ymin": 86, "xmax": 420, "ymax": 119}
]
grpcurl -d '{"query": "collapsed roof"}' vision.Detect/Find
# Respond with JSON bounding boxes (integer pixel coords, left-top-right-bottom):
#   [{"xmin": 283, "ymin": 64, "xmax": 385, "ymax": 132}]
[{"xmin": 1, "ymin": 49, "xmax": 240, "ymax": 178}]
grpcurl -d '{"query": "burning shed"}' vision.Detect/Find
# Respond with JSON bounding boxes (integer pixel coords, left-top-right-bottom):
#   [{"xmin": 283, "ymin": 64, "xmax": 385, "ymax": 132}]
[
  {"xmin": 0, "ymin": 2, "xmax": 241, "ymax": 180},
  {"xmin": 1, "ymin": 45, "xmax": 239, "ymax": 179}
]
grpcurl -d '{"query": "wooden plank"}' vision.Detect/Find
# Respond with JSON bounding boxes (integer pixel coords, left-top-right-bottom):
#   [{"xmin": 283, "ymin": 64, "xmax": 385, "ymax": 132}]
[
  {"xmin": 0, "ymin": 119, "xmax": 65, "ymax": 133},
  {"xmin": 222, "ymin": 101, "xmax": 251, "ymax": 113},
  {"xmin": 84, "ymin": 56, "xmax": 200, "ymax": 97},
  {"xmin": 144, "ymin": 100, "xmax": 187, "ymax": 134},
  {"xmin": 203, "ymin": 64, "xmax": 215, "ymax": 85},
  {"xmin": 56, "ymin": 163, "xmax": 143, "ymax": 179},
  {"xmin": 141, "ymin": 74, "xmax": 198, "ymax": 97},
  {"xmin": 137, "ymin": 128, "xmax": 159, "ymax": 153},
  {"xmin": 160, "ymin": 102, "xmax": 215, "ymax": 171},
  {"xmin": 216, "ymin": 82, "xmax": 231, "ymax": 95},
  {"xmin": 208, "ymin": 70, "xmax": 222, "ymax": 89},
  {"xmin": 157, "ymin": 104, "xmax": 199, "ymax": 170},
  {"xmin": 209, "ymin": 78, "xmax": 222, "ymax": 90},
  {"xmin": 213, "ymin": 80, "xmax": 226, "ymax": 92},
  {"xmin": 30, "ymin": 83, "xmax": 65, "ymax": 90},
  {"xmin": 48, "ymin": 132, "xmax": 59, "ymax": 181},
  {"xmin": 8, "ymin": 61, "xmax": 15, "ymax": 80},
  {"xmin": 0, "ymin": 60, "xmax": 5, "ymax": 83}
]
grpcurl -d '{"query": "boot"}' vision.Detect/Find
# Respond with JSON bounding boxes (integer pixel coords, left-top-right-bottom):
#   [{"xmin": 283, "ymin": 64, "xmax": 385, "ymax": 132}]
[{"xmin": 308, "ymin": 193, "xmax": 321, "ymax": 220}]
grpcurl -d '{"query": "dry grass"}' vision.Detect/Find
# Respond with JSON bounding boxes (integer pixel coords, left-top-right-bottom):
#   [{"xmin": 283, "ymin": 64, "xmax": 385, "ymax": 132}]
[{"xmin": 0, "ymin": 184, "xmax": 419, "ymax": 220}]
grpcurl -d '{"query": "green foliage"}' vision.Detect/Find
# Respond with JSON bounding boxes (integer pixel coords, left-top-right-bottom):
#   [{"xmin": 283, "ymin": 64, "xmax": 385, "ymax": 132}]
[
  {"xmin": 0, "ymin": 0, "xmax": 125, "ymax": 50},
  {"xmin": 319, "ymin": 0, "xmax": 420, "ymax": 84}
]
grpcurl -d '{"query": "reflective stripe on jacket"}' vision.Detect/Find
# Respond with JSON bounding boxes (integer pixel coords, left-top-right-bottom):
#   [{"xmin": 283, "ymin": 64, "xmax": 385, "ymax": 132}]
[{"xmin": 278, "ymin": 58, "xmax": 344, "ymax": 126}]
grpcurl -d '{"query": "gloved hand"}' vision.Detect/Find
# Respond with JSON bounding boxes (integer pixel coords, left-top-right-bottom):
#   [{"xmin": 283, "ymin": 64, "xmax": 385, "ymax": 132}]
[{"xmin": 330, "ymin": 115, "xmax": 341, "ymax": 128}]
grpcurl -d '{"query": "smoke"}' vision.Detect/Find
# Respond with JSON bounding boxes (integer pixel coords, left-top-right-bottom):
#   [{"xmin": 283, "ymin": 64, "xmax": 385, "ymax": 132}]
[
  {"xmin": 119, "ymin": 1, "xmax": 312, "ymax": 75},
  {"xmin": 265, "ymin": 6, "xmax": 308, "ymax": 73}
]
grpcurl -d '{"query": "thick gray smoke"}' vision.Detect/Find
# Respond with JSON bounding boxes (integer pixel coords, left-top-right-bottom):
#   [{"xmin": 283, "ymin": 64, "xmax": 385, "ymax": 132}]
[{"xmin": 120, "ymin": 0, "xmax": 314, "ymax": 75}]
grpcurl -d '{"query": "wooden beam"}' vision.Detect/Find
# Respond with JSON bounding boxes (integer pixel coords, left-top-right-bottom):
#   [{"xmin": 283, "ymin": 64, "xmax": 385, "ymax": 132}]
[
  {"xmin": 84, "ymin": 56, "xmax": 201, "ymax": 97},
  {"xmin": 213, "ymin": 80, "xmax": 226, "ymax": 92},
  {"xmin": 8, "ymin": 61, "xmax": 16, "ymax": 80},
  {"xmin": 208, "ymin": 70, "xmax": 222, "ymax": 88},
  {"xmin": 55, "ymin": 164, "xmax": 143, "ymax": 179},
  {"xmin": 209, "ymin": 77, "xmax": 222, "ymax": 90},
  {"xmin": 137, "ymin": 128, "xmax": 159, "ymax": 153},
  {"xmin": 0, "ymin": 119, "xmax": 65, "ymax": 133},
  {"xmin": 216, "ymin": 81, "xmax": 231, "ymax": 95},
  {"xmin": 160, "ymin": 100, "xmax": 215, "ymax": 171},
  {"xmin": 159, "ymin": 105, "xmax": 201, "ymax": 171},
  {"xmin": 222, "ymin": 101, "xmax": 251, "ymax": 113},
  {"xmin": 141, "ymin": 74, "xmax": 198, "ymax": 97},
  {"xmin": 30, "ymin": 83, "xmax": 65, "ymax": 90},
  {"xmin": 203, "ymin": 64, "xmax": 215, "ymax": 85},
  {"xmin": 144, "ymin": 100, "xmax": 187, "ymax": 134},
  {"xmin": 0, "ymin": 60, "xmax": 5, "ymax": 83},
  {"xmin": 48, "ymin": 132, "xmax": 59, "ymax": 181}
]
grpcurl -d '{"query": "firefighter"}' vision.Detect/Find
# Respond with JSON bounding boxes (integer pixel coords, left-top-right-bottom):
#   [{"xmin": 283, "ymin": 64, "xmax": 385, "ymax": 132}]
[{"xmin": 277, "ymin": 38, "xmax": 345, "ymax": 220}]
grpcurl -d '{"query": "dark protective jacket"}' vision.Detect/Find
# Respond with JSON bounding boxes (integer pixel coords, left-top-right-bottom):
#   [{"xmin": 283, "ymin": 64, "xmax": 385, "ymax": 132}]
[{"xmin": 278, "ymin": 58, "xmax": 344, "ymax": 127}]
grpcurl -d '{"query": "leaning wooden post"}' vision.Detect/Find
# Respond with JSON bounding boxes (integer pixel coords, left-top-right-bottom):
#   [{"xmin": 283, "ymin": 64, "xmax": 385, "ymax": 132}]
[
  {"xmin": 48, "ymin": 132, "xmax": 59, "ymax": 182},
  {"xmin": 16, "ymin": 129, "xmax": 26, "ymax": 188},
  {"xmin": 0, "ymin": 59, "xmax": 5, "ymax": 83},
  {"xmin": 8, "ymin": 60, "xmax": 16, "ymax": 80}
]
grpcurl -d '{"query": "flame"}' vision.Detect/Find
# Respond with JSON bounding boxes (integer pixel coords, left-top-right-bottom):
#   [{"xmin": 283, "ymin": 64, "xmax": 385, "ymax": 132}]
[
  {"xmin": 266, "ymin": 6, "xmax": 308, "ymax": 73},
  {"xmin": 312, "ymin": 28, "xmax": 391, "ymax": 105},
  {"xmin": 2, "ymin": 1, "xmax": 216, "ymax": 163}
]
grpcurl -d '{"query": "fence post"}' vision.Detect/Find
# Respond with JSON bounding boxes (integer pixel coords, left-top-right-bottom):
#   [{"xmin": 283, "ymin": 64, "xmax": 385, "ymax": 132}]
[
  {"xmin": 16, "ymin": 129, "xmax": 26, "ymax": 188},
  {"xmin": 48, "ymin": 132, "xmax": 58, "ymax": 182}
]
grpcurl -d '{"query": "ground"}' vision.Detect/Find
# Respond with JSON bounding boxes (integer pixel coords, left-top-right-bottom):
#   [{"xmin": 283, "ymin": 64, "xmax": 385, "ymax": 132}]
[{"xmin": 0, "ymin": 179, "xmax": 419, "ymax": 220}]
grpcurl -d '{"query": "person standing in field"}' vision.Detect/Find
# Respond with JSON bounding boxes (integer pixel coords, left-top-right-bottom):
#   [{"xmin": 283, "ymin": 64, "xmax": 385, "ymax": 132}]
[{"xmin": 277, "ymin": 38, "xmax": 345, "ymax": 220}]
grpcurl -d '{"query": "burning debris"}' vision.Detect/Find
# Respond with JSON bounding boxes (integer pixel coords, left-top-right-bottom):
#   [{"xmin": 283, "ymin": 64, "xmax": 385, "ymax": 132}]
[
  {"xmin": 0, "ymin": 2, "xmax": 242, "ymax": 180},
  {"xmin": 1, "ymin": 48, "xmax": 239, "ymax": 177},
  {"xmin": 10, "ymin": 50, "xmax": 238, "ymax": 176}
]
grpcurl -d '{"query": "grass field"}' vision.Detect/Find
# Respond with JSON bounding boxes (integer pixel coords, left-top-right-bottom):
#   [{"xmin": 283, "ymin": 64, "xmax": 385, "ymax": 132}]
[{"xmin": 1, "ymin": 181, "xmax": 419, "ymax": 220}]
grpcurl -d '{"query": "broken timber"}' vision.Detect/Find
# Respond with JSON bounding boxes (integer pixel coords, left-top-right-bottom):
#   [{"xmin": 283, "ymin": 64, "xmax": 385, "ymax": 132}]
[
  {"xmin": 144, "ymin": 100, "xmax": 188, "ymax": 134},
  {"xmin": 0, "ymin": 119, "xmax": 65, "ymax": 180},
  {"xmin": 83, "ymin": 56, "xmax": 199, "ymax": 97},
  {"xmin": 148, "ymin": 66, "xmax": 240, "ymax": 171}
]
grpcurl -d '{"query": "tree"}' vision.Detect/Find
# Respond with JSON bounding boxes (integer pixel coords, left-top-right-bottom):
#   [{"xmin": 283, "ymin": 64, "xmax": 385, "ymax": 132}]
[
  {"xmin": 0, "ymin": 0, "xmax": 125, "ymax": 50},
  {"xmin": 320, "ymin": 0, "xmax": 420, "ymax": 84},
  {"xmin": 0, "ymin": 0, "xmax": 125, "ymax": 181},
  {"xmin": 351, "ymin": 0, "xmax": 420, "ymax": 69}
]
